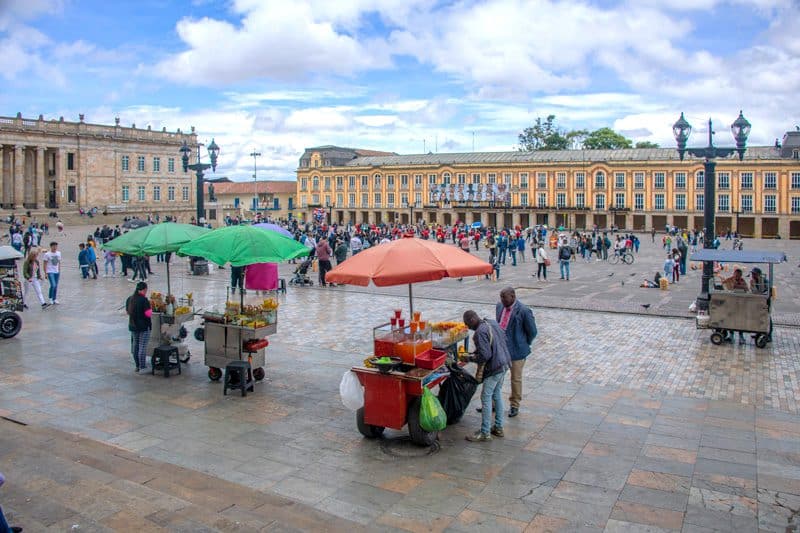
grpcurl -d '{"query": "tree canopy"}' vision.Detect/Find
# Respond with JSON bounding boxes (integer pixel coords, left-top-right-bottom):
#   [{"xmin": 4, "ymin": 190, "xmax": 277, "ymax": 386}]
[{"xmin": 517, "ymin": 116, "xmax": 656, "ymax": 151}]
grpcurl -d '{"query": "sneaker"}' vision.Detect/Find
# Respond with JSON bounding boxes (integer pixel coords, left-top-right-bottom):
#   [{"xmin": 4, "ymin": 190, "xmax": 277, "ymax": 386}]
[
  {"xmin": 509, "ymin": 407, "xmax": 519, "ymax": 417},
  {"xmin": 465, "ymin": 431, "xmax": 492, "ymax": 442},
  {"xmin": 53, "ymin": 299, "xmax": 60, "ymax": 305},
  {"xmin": 41, "ymin": 303, "xmax": 49, "ymax": 309},
  {"xmin": 135, "ymin": 368, "xmax": 140, "ymax": 373},
  {"xmin": 491, "ymin": 426, "xmax": 504, "ymax": 438}
]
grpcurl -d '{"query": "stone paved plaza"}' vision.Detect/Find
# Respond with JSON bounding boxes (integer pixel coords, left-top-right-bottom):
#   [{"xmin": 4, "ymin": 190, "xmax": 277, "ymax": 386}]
[{"xmin": 1, "ymin": 226, "xmax": 799, "ymax": 532}]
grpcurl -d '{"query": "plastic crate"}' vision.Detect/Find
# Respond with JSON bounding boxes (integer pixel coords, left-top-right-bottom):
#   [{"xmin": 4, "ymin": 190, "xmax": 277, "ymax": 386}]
[{"xmin": 415, "ymin": 349, "xmax": 446, "ymax": 370}]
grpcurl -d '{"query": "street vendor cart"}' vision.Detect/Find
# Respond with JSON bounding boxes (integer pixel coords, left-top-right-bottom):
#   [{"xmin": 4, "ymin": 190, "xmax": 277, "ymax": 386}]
[
  {"xmin": 327, "ymin": 238, "xmax": 493, "ymax": 446},
  {"xmin": 0, "ymin": 245, "xmax": 24, "ymax": 339},
  {"xmin": 691, "ymin": 249, "xmax": 785, "ymax": 348}
]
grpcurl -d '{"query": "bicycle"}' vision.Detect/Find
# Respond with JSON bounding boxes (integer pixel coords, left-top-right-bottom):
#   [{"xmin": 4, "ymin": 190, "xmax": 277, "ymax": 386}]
[{"xmin": 609, "ymin": 251, "xmax": 635, "ymax": 265}]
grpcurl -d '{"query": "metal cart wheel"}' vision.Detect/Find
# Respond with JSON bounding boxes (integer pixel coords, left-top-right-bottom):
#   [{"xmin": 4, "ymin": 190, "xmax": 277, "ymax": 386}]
[
  {"xmin": 194, "ymin": 327, "xmax": 205, "ymax": 341},
  {"xmin": 710, "ymin": 331, "xmax": 724, "ymax": 345},
  {"xmin": 208, "ymin": 367, "xmax": 222, "ymax": 381},
  {"xmin": 0, "ymin": 311, "xmax": 22, "ymax": 339},
  {"xmin": 180, "ymin": 351, "xmax": 191, "ymax": 363},
  {"xmin": 356, "ymin": 407, "xmax": 385, "ymax": 438},
  {"xmin": 253, "ymin": 367, "xmax": 266, "ymax": 381},
  {"xmin": 407, "ymin": 396, "xmax": 437, "ymax": 446},
  {"xmin": 755, "ymin": 334, "xmax": 769, "ymax": 349}
]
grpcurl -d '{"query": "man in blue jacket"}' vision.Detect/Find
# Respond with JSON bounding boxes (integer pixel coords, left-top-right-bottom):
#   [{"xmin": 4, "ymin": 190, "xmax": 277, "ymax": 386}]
[{"xmin": 495, "ymin": 287, "xmax": 537, "ymax": 417}]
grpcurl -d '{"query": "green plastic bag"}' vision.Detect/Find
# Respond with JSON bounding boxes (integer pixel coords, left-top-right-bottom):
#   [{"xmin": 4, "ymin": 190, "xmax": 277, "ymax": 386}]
[{"xmin": 419, "ymin": 388, "xmax": 447, "ymax": 432}]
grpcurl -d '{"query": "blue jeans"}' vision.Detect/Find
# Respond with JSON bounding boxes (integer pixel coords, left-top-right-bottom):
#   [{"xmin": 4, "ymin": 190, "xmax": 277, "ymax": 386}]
[
  {"xmin": 47, "ymin": 272, "xmax": 59, "ymax": 301},
  {"xmin": 0, "ymin": 505, "xmax": 11, "ymax": 532},
  {"xmin": 480, "ymin": 371, "xmax": 505, "ymax": 434},
  {"xmin": 131, "ymin": 329, "xmax": 151, "ymax": 370},
  {"xmin": 560, "ymin": 259, "xmax": 570, "ymax": 280},
  {"xmin": 509, "ymin": 250, "xmax": 516, "ymax": 265},
  {"xmin": 498, "ymin": 248, "xmax": 506, "ymax": 264}
]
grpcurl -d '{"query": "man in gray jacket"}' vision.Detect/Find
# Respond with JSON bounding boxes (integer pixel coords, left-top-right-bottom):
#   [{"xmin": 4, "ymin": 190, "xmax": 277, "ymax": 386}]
[
  {"xmin": 496, "ymin": 287, "xmax": 537, "ymax": 417},
  {"xmin": 462, "ymin": 310, "xmax": 511, "ymax": 442}
]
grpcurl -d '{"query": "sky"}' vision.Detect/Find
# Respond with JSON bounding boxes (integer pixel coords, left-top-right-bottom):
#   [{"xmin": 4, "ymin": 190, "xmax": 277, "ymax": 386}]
[{"xmin": 1, "ymin": 0, "xmax": 798, "ymax": 181}]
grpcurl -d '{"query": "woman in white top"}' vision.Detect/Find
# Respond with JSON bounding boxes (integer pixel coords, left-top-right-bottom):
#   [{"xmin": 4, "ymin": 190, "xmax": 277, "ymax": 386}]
[{"xmin": 535, "ymin": 243, "xmax": 548, "ymax": 281}]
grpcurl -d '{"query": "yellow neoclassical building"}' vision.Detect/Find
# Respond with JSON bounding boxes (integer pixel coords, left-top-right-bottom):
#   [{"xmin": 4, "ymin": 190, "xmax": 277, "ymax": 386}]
[{"xmin": 296, "ymin": 131, "xmax": 800, "ymax": 238}]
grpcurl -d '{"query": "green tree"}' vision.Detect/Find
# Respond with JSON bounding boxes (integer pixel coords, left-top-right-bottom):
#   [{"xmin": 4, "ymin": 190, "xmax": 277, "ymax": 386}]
[
  {"xmin": 635, "ymin": 141, "xmax": 660, "ymax": 148},
  {"xmin": 582, "ymin": 127, "xmax": 633, "ymax": 149},
  {"xmin": 518, "ymin": 115, "xmax": 571, "ymax": 151}
]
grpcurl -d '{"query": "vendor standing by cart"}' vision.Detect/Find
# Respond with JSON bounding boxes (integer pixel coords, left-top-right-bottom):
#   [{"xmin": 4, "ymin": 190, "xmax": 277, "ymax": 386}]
[
  {"xmin": 126, "ymin": 281, "xmax": 152, "ymax": 373},
  {"xmin": 461, "ymin": 310, "xmax": 510, "ymax": 442}
]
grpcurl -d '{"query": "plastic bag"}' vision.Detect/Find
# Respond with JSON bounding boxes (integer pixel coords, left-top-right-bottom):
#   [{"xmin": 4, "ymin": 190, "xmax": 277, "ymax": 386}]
[
  {"xmin": 419, "ymin": 388, "xmax": 447, "ymax": 432},
  {"xmin": 339, "ymin": 371, "xmax": 363, "ymax": 411},
  {"xmin": 438, "ymin": 364, "xmax": 479, "ymax": 424}
]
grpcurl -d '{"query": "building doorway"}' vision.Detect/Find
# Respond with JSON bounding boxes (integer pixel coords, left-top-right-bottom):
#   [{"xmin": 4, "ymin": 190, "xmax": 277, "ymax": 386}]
[
  {"xmin": 761, "ymin": 218, "xmax": 778, "ymax": 238},
  {"xmin": 67, "ymin": 185, "xmax": 76, "ymax": 204},
  {"xmin": 737, "ymin": 217, "xmax": 755, "ymax": 237},
  {"xmin": 716, "ymin": 217, "xmax": 732, "ymax": 235},
  {"xmin": 672, "ymin": 215, "xmax": 688, "ymax": 231},
  {"xmin": 790, "ymin": 220, "xmax": 800, "ymax": 239},
  {"xmin": 443, "ymin": 213, "xmax": 452, "ymax": 226},
  {"xmin": 594, "ymin": 214, "xmax": 607, "ymax": 229},
  {"xmin": 574, "ymin": 214, "xmax": 586, "ymax": 230},
  {"xmin": 633, "ymin": 215, "xmax": 645, "ymax": 231},
  {"xmin": 555, "ymin": 213, "xmax": 567, "ymax": 229},
  {"xmin": 652, "ymin": 215, "xmax": 667, "ymax": 231},
  {"xmin": 536, "ymin": 213, "xmax": 548, "ymax": 226},
  {"xmin": 613, "ymin": 213, "xmax": 627, "ymax": 229},
  {"xmin": 519, "ymin": 213, "xmax": 530, "ymax": 229}
]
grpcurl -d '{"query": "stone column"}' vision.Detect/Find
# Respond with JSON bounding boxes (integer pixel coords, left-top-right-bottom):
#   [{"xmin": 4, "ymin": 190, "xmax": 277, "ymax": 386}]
[
  {"xmin": 0, "ymin": 145, "xmax": 4, "ymax": 207},
  {"xmin": 36, "ymin": 146, "xmax": 46, "ymax": 209},
  {"xmin": 55, "ymin": 148, "xmax": 63, "ymax": 208},
  {"xmin": 13, "ymin": 145, "xmax": 24, "ymax": 209}
]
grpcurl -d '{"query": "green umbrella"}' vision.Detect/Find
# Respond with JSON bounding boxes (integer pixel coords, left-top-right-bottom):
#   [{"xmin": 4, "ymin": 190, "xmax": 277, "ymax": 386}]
[
  {"xmin": 103, "ymin": 223, "xmax": 210, "ymax": 296},
  {"xmin": 177, "ymin": 224, "xmax": 309, "ymax": 267}
]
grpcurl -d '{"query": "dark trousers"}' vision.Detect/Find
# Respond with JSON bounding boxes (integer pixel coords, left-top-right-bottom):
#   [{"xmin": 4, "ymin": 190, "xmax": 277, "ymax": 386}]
[{"xmin": 318, "ymin": 259, "xmax": 332, "ymax": 286}]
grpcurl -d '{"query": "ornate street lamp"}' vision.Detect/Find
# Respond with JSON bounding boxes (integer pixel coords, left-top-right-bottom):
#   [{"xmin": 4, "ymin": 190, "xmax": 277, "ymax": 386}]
[
  {"xmin": 403, "ymin": 200, "xmax": 414, "ymax": 225},
  {"xmin": 673, "ymin": 111, "xmax": 750, "ymax": 311},
  {"xmin": 181, "ymin": 138, "xmax": 219, "ymax": 225}
]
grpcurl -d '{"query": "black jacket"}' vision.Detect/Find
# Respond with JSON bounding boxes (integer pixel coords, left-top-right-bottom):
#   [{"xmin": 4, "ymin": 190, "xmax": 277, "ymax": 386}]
[{"xmin": 127, "ymin": 293, "xmax": 152, "ymax": 332}]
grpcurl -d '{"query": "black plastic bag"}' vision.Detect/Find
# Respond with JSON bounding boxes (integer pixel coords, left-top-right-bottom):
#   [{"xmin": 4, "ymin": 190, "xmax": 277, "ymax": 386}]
[{"xmin": 438, "ymin": 364, "xmax": 479, "ymax": 425}]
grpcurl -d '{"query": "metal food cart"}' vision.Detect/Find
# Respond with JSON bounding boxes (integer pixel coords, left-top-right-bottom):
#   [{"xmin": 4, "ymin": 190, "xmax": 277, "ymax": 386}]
[
  {"xmin": 146, "ymin": 311, "xmax": 194, "ymax": 363},
  {"xmin": 200, "ymin": 315, "xmax": 277, "ymax": 382},
  {"xmin": 0, "ymin": 246, "xmax": 24, "ymax": 339},
  {"xmin": 691, "ymin": 249, "xmax": 785, "ymax": 348}
]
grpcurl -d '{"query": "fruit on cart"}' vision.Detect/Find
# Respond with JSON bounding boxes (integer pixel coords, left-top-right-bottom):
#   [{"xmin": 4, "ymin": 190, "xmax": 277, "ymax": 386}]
[
  {"xmin": 261, "ymin": 298, "xmax": 278, "ymax": 311},
  {"xmin": 174, "ymin": 306, "xmax": 191, "ymax": 315}
]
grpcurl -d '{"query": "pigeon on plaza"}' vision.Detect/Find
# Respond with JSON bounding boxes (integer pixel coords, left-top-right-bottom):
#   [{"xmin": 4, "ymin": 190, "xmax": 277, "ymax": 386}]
[
  {"xmin": 641, "ymin": 304, "xmax": 651, "ymax": 310},
  {"xmin": 630, "ymin": 273, "xmax": 637, "ymax": 277},
  {"xmin": 608, "ymin": 273, "xmax": 614, "ymax": 277},
  {"xmin": 621, "ymin": 281, "xmax": 625, "ymax": 286}
]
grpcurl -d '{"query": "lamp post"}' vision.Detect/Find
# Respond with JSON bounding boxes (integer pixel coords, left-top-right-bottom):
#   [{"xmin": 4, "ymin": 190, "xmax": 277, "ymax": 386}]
[
  {"xmin": 250, "ymin": 149, "xmax": 261, "ymax": 216},
  {"xmin": 325, "ymin": 201, "xmax": 334, "ymax": 226},
  {"xmin": 732, "ymin": 210, "xmax": 741, "ymax": 236},
  {"xmin": 180, "ymin": 139, "xmax": 219, "ymax": 226},
  {"xmin": 403, "ymin": 201, "xmax": 415, "ymax": 226},
  {"xmin": 673, "ymin": 111, "xmax": 751, "ymax": 311}
]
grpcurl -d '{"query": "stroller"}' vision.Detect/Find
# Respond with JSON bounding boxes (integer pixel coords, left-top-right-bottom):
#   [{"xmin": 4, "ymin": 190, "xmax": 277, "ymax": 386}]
[{"xmin": 289, "ymin": 257, "xmax": 314, "ymax": 286}]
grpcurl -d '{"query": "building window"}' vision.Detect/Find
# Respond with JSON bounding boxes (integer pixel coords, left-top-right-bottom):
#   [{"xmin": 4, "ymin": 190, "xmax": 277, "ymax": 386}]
[
  {"xmin": 614, "ymin": 172, "xmax": 625, "ymax": 189},
  {"xmin": 121, "ymin": 185, "xmax": 129, "ymax": 202},
  {"xmin": 387, "ymin": 192, "xmax": 395, "ymax": 207},
  {"xmin": 791, "ymin": 197, "xmax": 800, "ymax": 213},
  {"xmin": 121, "ymin": 155, "xmax": 129, "ymax": 172},
  {"xmin": 537, "ymin": 173, "xmax": 547, "ymax": 189},
  {"xmin": 401, "ymin": 174, "xmax": 409, "ymax": 187},
  {"xmin": 300, "ymin": 178, "xmax": 308, "ymax": 191},
  {"xmin": 594, "ymin": 194, "xmax": 605, "ymax": 210},
  {"xmin": 520, "ymin": 193, "xmax": 528, "ymax": 206},
  {"xmin": 575, "ymin": 172, "xmax": 585, "ymax": 189},
  {"xmin": 487, "ymin": 173, "xmax": 496, "ymax": 184},
  {"xmin": 576, "ymin": 193, "xmax": 585, "ymax": 208},
  {"xmin": 336, "ymin": 193, "xmax": 343, "ymax": 206},
  {"xmin": 348, "ymin": 193, "xmax": 355, "ymax": 207},
  {"xmin": 520, "ymin": 173, "xmax": 529, "ymax": 188},
  {"xmin": 634, "ymin": 172, "xmax": 644, "ymax": 189},
  {"xmin": 472, "ymin": 173, "xmax": 481, "ymax": 184},
  {"xmin": 414, "ymin": 174, "xmax": 422, "ymax": 186},
  {"xmin": 791, "ymin": 172, "xmax": 800, "ymax": 189},
  {"xmin": 400, "ymin": 193, "xmax": 408, "ymax": 206},
  {"xmin": 168, "ymin": 186, "xmax": 175, "ymax": 201},
  {"xmin": 556, "ymin": 193, "xmax": 566, "ymax": 208},
  {"xmin": 764, "ymin": 195, "xmax": 776, "ymax": 213},
  {"xmin": 324, "ymin": 176, "xmax": 331, "ymax": 190},
  {"xmin": 349, "ymin": 175, "xmax": 356, "ymax": 188},
  {"xmin": 675, "ymin": 172, "xmax": 686, "ymax": 189},
  {"xmin": 614, "ymin": 193, "xmax": 625, "ymax": 208},
  {"xmin": 718, "ymin": 172, "xmax": 730, "ymax": 189},
  {"xmin": 696, "ymin": 170, "xmax": 705, "ymax": 189},
  {"xmin": 764, "ymin": 172, "xmax": 776, "ymax": 189},
  {"xmin": 696, "ymin": 194, "xmax": 704, "ymax": 211},
  {"xmin": 313, "ymin": 194, "xmax": 321, "ymax": 205},
  {"xmin": 301, "ymin": 195, "xmax": 307, "ymax": 207},
  {"xmin": 153, "ymin": 157, "xmax": 160, "ymax": 172},
  {"xmin": 442, "ymin": 173, "xmax": 450, "ymax": 185},
  {"xmin": 428, "ymin": 174, "xmax": 437, "ymax": 185},
  {"xmin": 740, "ymin": 172, "xmax": 753, "ymax": 190},
  {"xmin": 168, "ymin": 157, "xmax": 175, "ymax": 173},
  {"xmin": 137, "ymin": 185, "xmax": 146, "ymax": 202},
  {"xmin": 312, "ymin": 176, "xmax": 319, "ymax": 190},
  {"xmin": 634, "ymin": 193, "xmax": 644, "ymax": 211},
  {"xmin": 67, "ymin": 152, "xmax": 75, "ymax": 170},
  {"xmin": 153, "ymin": 186, "xmax": 161, "ymax": 202},
  {"xmin": 386, "ymin": 175, "xmax": 394, "ymax": 187},
  {"xmin": 537, "ymin": 193, "xmax": 547, "ymax": 208},
  {"xmin": 361, "ymin": 193, "xmax": 368, "ymax": 207},
  {"xmin": 182, "ymin": 186, "xmax": 189, "ymax": 202},
  {"xmin": 137, "ymin": 156, "xmax": 145, "ymax": 172},
  {"xmin": 556, "ymin": 172, "xmax": 565, "ymax": 189},
  {"xmin": 415, "ymin": 192, "xmax": 422, "ymax": 205},
  {"xmin": 456, "ymin": 173, "xmax": 466, "ymax": 185},
  {"xmin": 741, "ymin": 194, "xmax": 753, "ymax": 213},
  {"xmin": 718, "ymin": 194, "xmax": 730, "ymax": 212},
  {"xmin": 654, "ymin": 193, "xmax": 665, "ymax": 210},
  {"xmin": 594, "ymin": 171, "xmax": 605, "ymax": 189},
  {"xmin": 336, "ymin": 176, "xmax": 343, "ymax": 189},
  {"xmin": 361, "ymin": 175, "xmax": 369, "ymax": 187},
  {"xmin": 374, "ymin": 193, "xmax": 382, "ymax": 207},
  {"xmin": 502, "ymin": 173, "xmax": 511, "ymax": 185},
  {"xmin": 654, "ymin": 172, "xmax": 665, "ymax": 189},
  {"xmin": 675, "ymin": 194, "xmax": 686, "ymax": 211}
]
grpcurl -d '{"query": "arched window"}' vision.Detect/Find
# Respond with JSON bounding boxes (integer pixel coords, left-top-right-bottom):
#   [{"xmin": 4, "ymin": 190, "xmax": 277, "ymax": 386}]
[{"xmin": 594, "ymin": 171, "xmax": 606, "ymax": 189}]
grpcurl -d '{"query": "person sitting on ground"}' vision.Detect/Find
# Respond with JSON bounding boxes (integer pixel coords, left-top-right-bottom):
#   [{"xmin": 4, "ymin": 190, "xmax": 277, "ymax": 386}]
[{"xmin": 641, "ymin": 272, "xmax": 662, "ymax": 288}]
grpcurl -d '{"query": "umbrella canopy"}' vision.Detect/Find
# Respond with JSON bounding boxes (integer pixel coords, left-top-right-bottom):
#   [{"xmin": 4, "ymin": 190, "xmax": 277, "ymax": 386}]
[
  {"xmin": 0, "ymin": 246, "xmax": 23, "ymax": 261},
  {"xmin": 122, "ymin": 218, "xmax": 150, "ymax": 229},
  {"xmin": 252, "ymin": 222, "xmax": 293, "ymax": 238},
  {"xmin": 102, "ymin": 223, "xmax": 210, "ymax": 256},
  {"xmin": 327, "ymin": 238, "xmax": 493, "ymax": 287},
  {"xmin": 177, "ymin": 224, "xmax": 310, "ymax": 267}
]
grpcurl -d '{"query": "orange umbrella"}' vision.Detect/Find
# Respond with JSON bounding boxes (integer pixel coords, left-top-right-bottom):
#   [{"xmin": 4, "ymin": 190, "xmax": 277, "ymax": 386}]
[{"xmin": 326, "ymin": 238, "xmax": 493, "ymax": 315}]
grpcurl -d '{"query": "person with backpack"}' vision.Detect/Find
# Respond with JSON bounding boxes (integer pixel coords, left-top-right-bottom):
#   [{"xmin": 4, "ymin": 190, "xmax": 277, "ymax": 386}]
[{"xmin": 558, "ymin": 237, "xmax": 572, "ymax": 280}]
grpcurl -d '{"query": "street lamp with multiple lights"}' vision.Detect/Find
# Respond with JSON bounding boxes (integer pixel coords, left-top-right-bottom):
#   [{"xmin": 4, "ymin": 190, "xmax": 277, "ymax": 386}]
[
  {"xmin": 673, "ymin": 110, "xmax": 751, "ymax": 311},
  {"xmin": 250, "ymin": 149, "xmax": 261, "ymax": 215},
  {"xmin": 180, "ymin": 138, "xmax": 220, "ymax": 226}
]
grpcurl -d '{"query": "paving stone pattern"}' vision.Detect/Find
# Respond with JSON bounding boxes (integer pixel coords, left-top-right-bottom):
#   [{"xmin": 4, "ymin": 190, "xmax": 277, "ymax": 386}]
[{"xmin": 0, "ymin": 225, "xmax": 799, "ymax": 532}]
